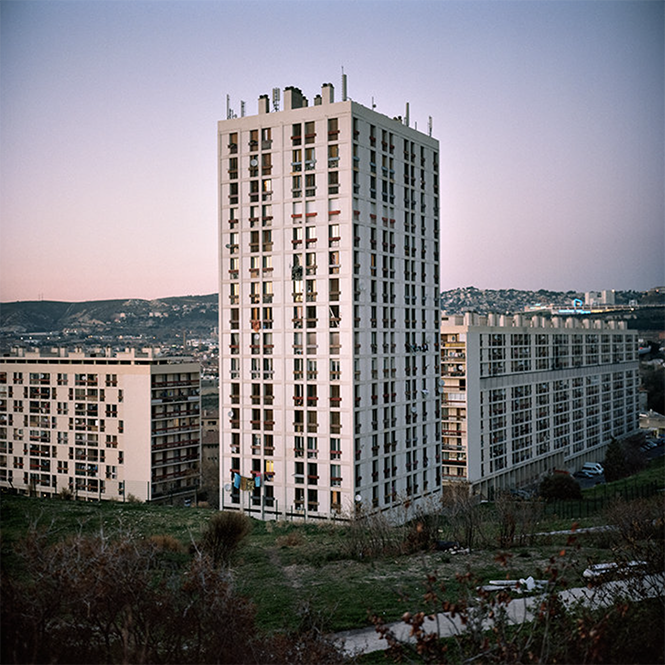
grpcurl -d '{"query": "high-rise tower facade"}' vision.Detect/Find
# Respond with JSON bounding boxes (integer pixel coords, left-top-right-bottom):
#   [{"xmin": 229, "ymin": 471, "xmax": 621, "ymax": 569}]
[{"xmin": 218, "ymin": 82, "xmax": 440, "ymax": 519}]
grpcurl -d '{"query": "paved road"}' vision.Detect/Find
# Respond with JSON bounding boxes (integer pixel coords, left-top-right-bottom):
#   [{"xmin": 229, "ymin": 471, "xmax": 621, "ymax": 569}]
[{"xmin": 334, "ymin": 574, "xmax": 665, "ymax": 656}]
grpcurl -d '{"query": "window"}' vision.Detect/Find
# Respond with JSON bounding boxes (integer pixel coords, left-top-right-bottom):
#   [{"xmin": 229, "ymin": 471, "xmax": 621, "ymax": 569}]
[
  {"xmin": 305, "ymin": 174, "xmax": 316, "ymax": 197},
  {"xmin": 305, "ymin": 147, "xmax": 315, "ymax": 169},
  {"xmin": 329, "ymin": 304, "xmax": 340, "ymax": 327},
  {"xmin": 328, "ymin": 170, "xmax": 339, "ymax": 194},
  {"xmin": 328, "ymin": 117, "xmax": 339, "ymax": 138},
  {"xmin": 306, "ymin": 305, "xmax": 317, "ymax": 328},
  {"xmin": 329, "ymin": 278, "xmax": 340, "ymax": 301},
  {"xmin": 261, "ymin": 152, "xmax": 272, "ymax": 175},
  {"xmin": 228, "ymin": 157, "xmax": 238, "ymax": 179},
  {"xmin": 306, "ymin": 279, "xmax": 317, "ymax": 302},
  {"xmin": 329, "ymin": 251, "xmax": 340, "ymax": 274},
  {"xmin": 304, "ymin": 121, "xmax": 315, "ymax": 143},
  {"xmin": 329, "ymin": 223, "xmax": 340, "ymax": 247},
  {"xmin": 330, "ymin": 411, "xmax": 341, "ymax": 434},
  {"xmin": 262, "ymin": 229, "xmax": 272, "ymax": 252},
  {"xmin": 307, "ymin": 411, "xmax": 318, "ymax": 433},
  {"xmin": 292, "ymin": 123, "xmax": 302, "ymax": 145},
  {"xmin": 328, "ymin": 144, "xmax": 339, "ymax": 167},
  {"xmin": 292, "ymin": 149, "xmax": 302, "ymax": 171},
  {"xmin": 250, "ymin": 282, "xmax": 260, "ymax": 304},
  {"xmin": 263, "ymin": 281, "xmax": 273, "ymax": 303},
  {"xmin": 228, "ymin": 132, "xmax": 238, "ymax": 153}
]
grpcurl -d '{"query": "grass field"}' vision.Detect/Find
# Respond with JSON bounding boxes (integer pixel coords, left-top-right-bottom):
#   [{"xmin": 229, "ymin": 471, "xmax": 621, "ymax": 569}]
[{"xmin": 2, "ymin": 457, "xmax": 663, "ymax": 634}]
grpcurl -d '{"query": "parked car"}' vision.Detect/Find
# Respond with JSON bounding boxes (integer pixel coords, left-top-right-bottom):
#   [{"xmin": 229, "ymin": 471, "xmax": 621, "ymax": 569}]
[
  {"xmin": 581, "ymin": 462, "xmax": 604, "ymax": 476},
  {"xmin": 573, "ymin": 469, "xmax": 594, "ymax": 479}
]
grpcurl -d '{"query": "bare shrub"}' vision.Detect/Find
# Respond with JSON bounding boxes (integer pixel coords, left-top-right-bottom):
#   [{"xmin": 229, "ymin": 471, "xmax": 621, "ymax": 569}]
[
  {"xmin": 441, "ymin": 482, "xmax": 485, "ymax": 549},
  {"xmin": 149, "ymin": 533, "xmax": 186, "ymax": 553},
  {"xmin": 276, "ymin": 531, "xmax": 305, "ymax": 548},
  {"xmin": 400, "ymin": 505, "xmax": 444, "ymax": 554},
  {"xmin": 342, "ymin": 505, "xmax": 401, "ymax": 559},
  {"xmin": 495, "ymin": 494, "xmax": 544, "ymax": 548},
  {"xmin": 1, "ymin": 524, "xmax": 350, "ymax": 664},
  {"xmin": 199, "ymin": 509, "xmax": 252, "ymax": 567},
  {"xmin": 604, "ymin": 495, "xmax": 665, "ymax": 573}
]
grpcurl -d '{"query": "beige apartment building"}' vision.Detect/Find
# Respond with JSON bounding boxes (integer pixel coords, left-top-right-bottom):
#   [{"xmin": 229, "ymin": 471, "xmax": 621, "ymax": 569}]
[
  {"xmin": 440, "ymin": 314, "xmax": 640, "ymax": 497},
  {"xmin": 218, "ymin": 82, "xmax": 441, "ymax": 519},
  {"xmin": 0, "ymin": 348, "xmax": 201, "ymax": 502}
]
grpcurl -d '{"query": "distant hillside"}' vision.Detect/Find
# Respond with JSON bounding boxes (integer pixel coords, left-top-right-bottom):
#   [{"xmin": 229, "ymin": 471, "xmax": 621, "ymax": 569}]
[
  {"xmin": 1, "ymin": 288, "xmax": 660, "ymax": 340},
  {"xmin": 0, "ymin": 295, "xmax": 218, "ymax": 337}
]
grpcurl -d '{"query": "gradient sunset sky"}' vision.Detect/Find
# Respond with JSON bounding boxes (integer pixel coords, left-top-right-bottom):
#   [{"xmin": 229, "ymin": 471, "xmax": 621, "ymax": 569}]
[{"xmin": 1, "ymin": 0, "xmax": 663, "ymax": 303}]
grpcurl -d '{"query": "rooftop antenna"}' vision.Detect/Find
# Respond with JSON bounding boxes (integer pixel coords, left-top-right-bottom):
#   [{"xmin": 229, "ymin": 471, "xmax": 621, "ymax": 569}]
[
  {"xmin": 405, "ymin": 102, "xmax": 410, "ymax": 127},
  {"xmin": 272, "ymin": 87, "xmax": 280, "ymax": 112},
  {"xmin": 428, "ymin": 116, "xmax": 432, "ymax": 137},
  {"xmin": 226, "ymin": 94, "xmax": 236, "ymax": 119},
  {"xmin": 342, "ymin": 66, "xmax": 347, "ymax": 101},
  {"xmin": 371, "ymin": 96, "xmax": 376, "ymax": 110},
  {"xmin": 240, "ymin": 100, "xmax": 246, "ymax": 117}
]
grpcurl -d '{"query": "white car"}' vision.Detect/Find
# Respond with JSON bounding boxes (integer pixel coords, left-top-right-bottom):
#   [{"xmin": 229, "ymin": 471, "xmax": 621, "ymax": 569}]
[{"xmin": 581, "ymin": 462, "xmax": 604, "ymax": 476}]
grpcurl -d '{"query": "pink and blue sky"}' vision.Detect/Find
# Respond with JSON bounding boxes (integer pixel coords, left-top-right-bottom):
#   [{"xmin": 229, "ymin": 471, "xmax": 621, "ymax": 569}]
[{"xmin": 1, "ymin": 0, "xmax": 663, "ymax": 302}]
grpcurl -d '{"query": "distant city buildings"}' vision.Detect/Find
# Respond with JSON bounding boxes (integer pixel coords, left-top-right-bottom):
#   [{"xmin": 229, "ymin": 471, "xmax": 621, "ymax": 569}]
[
  {"xmin": 585, "ymin": 290, "xmax": 615, "ymax": 307},
  {"xmin": 218, "ymin": 82, "xmax": 441, "ymax": 519},
  {"xmin": 440, "ymin": 314, "xmax": 640, "ymax": 497},
  {"xmin": 0, "ymin": 348, "xmax": 201, "ymax": 502}
]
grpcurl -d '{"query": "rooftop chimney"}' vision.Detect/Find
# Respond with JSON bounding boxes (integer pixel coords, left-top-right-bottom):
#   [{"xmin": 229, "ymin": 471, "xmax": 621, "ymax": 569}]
[
  {"xmin": 258, "ymin": 94, "xmax": 269, "ymax": 114},
  {"xmin": 284, "ymin": 86, "xmax": 306, "ymax": 110},
  {"xmin": 321, "ymin": 82, "xmax": 334, "ymax": 104}
]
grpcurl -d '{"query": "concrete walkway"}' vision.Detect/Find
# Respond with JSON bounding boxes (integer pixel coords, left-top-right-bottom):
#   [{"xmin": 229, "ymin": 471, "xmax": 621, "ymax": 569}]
[{"xmin": 334, "ymin": 574, "xmax": 665, "ymax": 656}]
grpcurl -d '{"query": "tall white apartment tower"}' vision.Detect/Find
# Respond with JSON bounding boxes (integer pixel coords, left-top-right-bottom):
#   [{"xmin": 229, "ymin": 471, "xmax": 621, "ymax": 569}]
[{"xmin": 218, "ymin": 82, "xmax": 441, "ymax": 519}]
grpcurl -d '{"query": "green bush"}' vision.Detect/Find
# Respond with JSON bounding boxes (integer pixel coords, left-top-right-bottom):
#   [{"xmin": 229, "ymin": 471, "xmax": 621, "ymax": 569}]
[{"xmin": 539, "ymin": 474, "xmax": 583, "ymax": 501}]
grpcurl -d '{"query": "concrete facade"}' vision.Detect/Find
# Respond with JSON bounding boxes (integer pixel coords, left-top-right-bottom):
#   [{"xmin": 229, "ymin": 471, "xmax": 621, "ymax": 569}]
[
  {"xmin": 218, "ymin": 83, "xmax": 441, "ymax": 519},
  {"xmin": 0, "ymin": 348, "xmax": 201, "ymax": 502},
  {"xmin": 440, "ymin": 314, "xmax": 640, "ymax": 497}
]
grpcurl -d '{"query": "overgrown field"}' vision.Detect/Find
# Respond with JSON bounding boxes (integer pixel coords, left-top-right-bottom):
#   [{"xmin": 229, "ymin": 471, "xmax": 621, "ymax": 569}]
[{"xmin": 3, "ymin": 459, "xmax": 663, "ymax": 635}]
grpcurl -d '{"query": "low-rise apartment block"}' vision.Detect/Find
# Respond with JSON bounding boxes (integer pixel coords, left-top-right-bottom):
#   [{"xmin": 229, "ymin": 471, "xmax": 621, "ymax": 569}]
[
  {"xmin": 0, "ymin": 348, "xmax": 201, "ymax": 502},
  {"xmin": 440, "ymin": 314, "xmax": 639, "ymax": 497}
]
